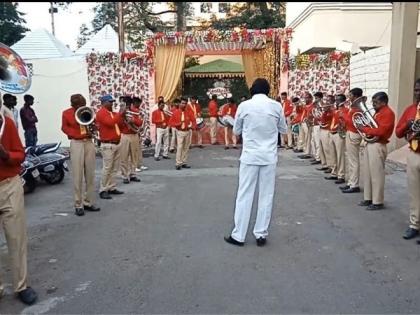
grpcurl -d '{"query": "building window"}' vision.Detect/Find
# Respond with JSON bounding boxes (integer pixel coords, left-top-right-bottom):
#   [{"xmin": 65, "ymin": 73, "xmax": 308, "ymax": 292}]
[
  {"xmin": 219, "ymin": 3, "xmax": 230, "ymax": 13},
  {"xmin": 200, "ymin": 2, "xmax": 212, "ymax": 13}
]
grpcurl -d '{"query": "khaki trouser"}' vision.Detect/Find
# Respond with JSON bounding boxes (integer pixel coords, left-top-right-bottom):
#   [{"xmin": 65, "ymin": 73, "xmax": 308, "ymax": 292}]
[
  {"xmin": 311, "ymin": 125, "xmax": 321, "ymax": 161},
  {"xmin": 187, "ymin": 129, "xmax": 192, "ymax": 148},
  {"xmin": 330, "ymin": 132, "xmax": 346, "ymax": 178},
  {"xmin": 346, "ymin": 131, "xmax": 362, "ymax": 188},
  {"xmin": 155, "ymin": 127, "xmax": 169, "ymax": 158},
  {"xmin": 70, "ymin": 139, "xmax": 96, "ymax": 208},
  {"xmin": 297, "ymin": 123, "xmax": 304, "ymax": 150},
  {"xmin": 285, "ymin": 116, "xmax": 293, "ymax": 147},
  {"xmin": 210, "ymin": 117, "xmax": 218, "ymax": 144},
  {"xmin": 363, "ymin": 142, "xmax": 387, "ymax": 204},
  {"xmin": 100, "ymin": 142, "xmax": 120, "ymax": 193},
  {"xmin": 302, "ymin": 123, "xmax": 312, "ymax": 155},
  {"xmin": 120, "ymin": 133, "xmax": 139, "ymax": 180},
  {"xmin": 192, "ymin": 129, "xmax": 202, "ymax": 146},
  {"xmin": 408, "ymin": 150, "xmax": 420, "ymax": 229},
  {"xmin": 0, "ymin": 175, "xmax": 28, "ymax": 293},
  {"xmin": 176, "ymin": 130, "xmax": 190, "ymax": 166},
  {"xmin": 224, "ymin": 127, "xmax": 237, "ymax": 146},
  {"xmin": 319, "ymin": 129, "xmax": 332, "ymax": 168},
  {"xmin": 170, "ymin": 127, "xmax": 177, "ymax": 151}
]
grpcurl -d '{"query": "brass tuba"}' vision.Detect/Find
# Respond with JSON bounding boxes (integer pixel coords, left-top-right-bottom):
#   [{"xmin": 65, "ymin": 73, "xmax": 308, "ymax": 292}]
[
  {"xmin": 351, "ymin": 96, "xmax": 379, "ymax": 143},
  {"xmin": 75, "ymin": 106, "xmax": 96, "ymax": 135}
]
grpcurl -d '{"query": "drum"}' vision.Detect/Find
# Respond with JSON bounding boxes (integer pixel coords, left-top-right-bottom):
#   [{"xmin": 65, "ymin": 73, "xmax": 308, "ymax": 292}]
[
  {"xmin": 196, "ymin": 117, "xmax": 205, "ymax": 129},
  {"xmin": 217, "ymin": 115, "xmax": 235, "ymax": 127}
]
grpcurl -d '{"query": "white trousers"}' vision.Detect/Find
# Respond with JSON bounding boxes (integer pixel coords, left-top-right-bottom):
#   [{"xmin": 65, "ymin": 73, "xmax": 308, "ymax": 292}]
[
  {"xmin": 311, "ymin": 125, "xmax": 321, "ymax": 160},
  {"xmin": 231, "ymin": 163, "xmax": 277, "ymax": 242},
  {"xmin": 155, "ymin": 127, "xmax": 169, "ymax": 158}
]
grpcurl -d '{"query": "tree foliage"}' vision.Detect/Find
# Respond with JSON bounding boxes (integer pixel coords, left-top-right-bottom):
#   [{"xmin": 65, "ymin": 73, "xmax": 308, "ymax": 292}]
[
  {"xmin": 76, "ymin": 23, "xmax": 92, "ymax": 48},
  {"xmin": 201, "ymin": 2, "xmax": 286, "ymax": 30},
  {"xmin": 0, "ymin": 2, "xmax": 29, "ymax": 46}
]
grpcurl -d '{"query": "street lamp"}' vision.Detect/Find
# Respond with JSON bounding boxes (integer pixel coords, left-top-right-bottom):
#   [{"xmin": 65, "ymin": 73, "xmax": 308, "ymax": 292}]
[{"xmin": 49, "ymin": 2, "xmax": 58, "ymax": 36}]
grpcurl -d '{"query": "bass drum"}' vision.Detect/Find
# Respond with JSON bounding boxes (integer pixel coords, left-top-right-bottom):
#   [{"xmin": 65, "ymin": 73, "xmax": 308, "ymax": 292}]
[
  {"xmin": 218, "ymin": 115, "xmax": 235, "ymax": 127},
  {"xmin": 196, "ymin": 117, "xmax": 205, "ymax": 129}
]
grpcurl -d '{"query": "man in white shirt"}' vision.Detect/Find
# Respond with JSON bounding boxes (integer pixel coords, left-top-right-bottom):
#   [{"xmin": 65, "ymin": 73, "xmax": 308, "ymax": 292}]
[{"xmin": 224, "ymin": 78, "xmax": 287, "ymax": 247}]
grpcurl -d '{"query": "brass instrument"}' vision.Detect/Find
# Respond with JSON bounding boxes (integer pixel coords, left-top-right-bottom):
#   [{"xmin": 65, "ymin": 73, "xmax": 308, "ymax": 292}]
[
  {"xmin": 123, "ymin": 110, "xmax": 142, "ymax": 133},
  {"xmin": 0, "ymin": 111, "xmax": 5, "ymax": 141},
  {"xmin": 351, "ymin": 96, "xmax": 379, "ymax": 143},
  {"xmin": 163, "ymin": 107, "xmax": 173, "ymax": 117},
  {"xmin": 406, "ymin": 119, "xmax": 420, "ymax": 141},
  {"xmin": 75, "ymin": 106, "xmax": 97, "ymax": 136},
  {"xmin": 337, "ymin": 117, "xmax": 347, "ymax": 139}
]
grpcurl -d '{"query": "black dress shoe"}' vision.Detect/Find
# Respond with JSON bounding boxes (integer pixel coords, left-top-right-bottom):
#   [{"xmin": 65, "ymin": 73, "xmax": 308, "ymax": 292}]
[
  {"xmin": 123, "ymin": 178, "xmax": 130, "ymax": 184},
  {"xmin": 169, "ymin": 149, "xmax": 175, "ymax": 153},
  {"xmin": 99, "ymin": 191, "xmax": 112, "ymax": 199},
  {"xmin": 311, "ymin": 160, "xmax": 321, "ymax": 165},
  {"xmin": 324, "ymin": 168, "xmax": 332, "ymax": 174},
  {"xmin": 176, "ymin": 165, "xmax": 182, "ymax": 170},
  {"xmin": 182, "ymin": 164, "xmax": 191, "ymax": 168},
  {"xmin": 358, "ymin": 200, "xmax": 372, "ymax": 206},
  {"xmin": 339, "ymin": 185, "xmax": 350, "ymax": 190},
  {"xmin": 154, "ymin": 157, "xmax": 161, "ymax": 161},
  {"xmin": 294, "ymin": 149, "xmax": 304, "ymax": 153},
  {"xmin": 75, "ymin": 207, "xmax": 85, "ymax": 216},
  {"xmin": 316, "ymin": 167, "xmax": 329, "ymax": 171},
  {"xmin": 335, "ymin": 178, "xmax": 346, "ymax": 184},
  {"xmin": 199, "ymin": 145, "xmax": 204, "ymax": 149},
  {"xmin": 225, "ymin": 146, "xmax": 229, "ymax": 150},
  {"xmin": 224, "ymin": 236, "xmax": 244, "ymax": 247},
  {"xmin": 18, "ymin": 287, "xmax": 37, "ymax": 305},
  {"xmin": 84, "ymin": 205, "xmax": 100, "ymax": 212},
  {"xmin": 342, "ymin": 187, "xmax": 361, "ymax": 193},
  {"xmin": 325, "ymin": 176, "xmax": 338, "ymax": 180},
  {"xmin": 417, "ymin": 239, "xmax": 420, "ymax": 245},
  {"xmin": 256, "ymin": 237, "xmax": 267, "ymax": 247},
  {"xmin": 299, "ymin": 155, "xmax": 312, "ymax": 159},
  {"xmin": 130, "ymin": 176, "xmax": 141, "ymax": 182},
  {"xmin": 403, "ymin": 228, "xmax": 419, "ymax": 240},
  {"xmin": 162, "ymin": 155, "xmax": 171, "ymax": 159},
  {"xmin": 109, "ymin": 189, "xmax": 124, "ymax": 195},
  {"xmin": 233, "ymin": 146, "xmax": 239, "ymax": 149},
  {"xmin": 366, "ymin": 203, "xmax": 384, "ymax": 211}
]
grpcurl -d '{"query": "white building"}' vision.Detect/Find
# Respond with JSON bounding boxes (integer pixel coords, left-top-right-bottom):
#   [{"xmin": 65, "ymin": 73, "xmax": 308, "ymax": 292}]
[{"xmin": 286, "ymin": 2, "xmax": 420, "ymax": 55}]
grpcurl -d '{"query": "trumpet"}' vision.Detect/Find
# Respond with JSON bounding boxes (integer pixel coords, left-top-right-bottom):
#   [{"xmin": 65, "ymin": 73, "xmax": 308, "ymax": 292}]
[
  {"xmin": 0, "ymin": 111, "xmax": 5, "ymax": 141},
  {"xmin": 163, "ymin": 107, "xmax": 173, "ymax": 117},
  {"xmin": 75, "ymin": 106, "xmax": 97, "ymax": 136},
  {"xmin": 351, "ymin": 96, "xmax": 379, "ymax": 143},
  {"xmin": 406, "ymin": 119, "xmax": 420, "ymax": 142},
  {"xmin": 123, "ymin": 110, "xmax": 142, "ymax": 133}
]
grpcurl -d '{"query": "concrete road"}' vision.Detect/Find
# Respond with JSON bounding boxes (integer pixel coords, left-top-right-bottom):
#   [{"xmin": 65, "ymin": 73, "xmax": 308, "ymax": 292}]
[{"xmin": 1, "ymin": 146, "xmax": 420, "ymax": 314}]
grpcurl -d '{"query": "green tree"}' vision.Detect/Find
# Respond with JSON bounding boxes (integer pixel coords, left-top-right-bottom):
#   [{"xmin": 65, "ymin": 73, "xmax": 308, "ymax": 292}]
[
  {"xmin": 185, "ymin": 56, "xmax": 201, "ymax": 69},
  {"xmin": 202, "ymin": 2, "xmax": 286, "ymax": 30},
  {"xmin": 0, "ymin": 2, "xmax": 29, "ymax": 46},
  {"xmin": 76, "ymin": 23, "xmax": 92, "ymax": 48}
]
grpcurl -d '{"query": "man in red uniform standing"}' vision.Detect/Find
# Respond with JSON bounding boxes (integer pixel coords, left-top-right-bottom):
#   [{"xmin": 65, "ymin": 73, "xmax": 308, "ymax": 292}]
[
  {"xmin": 152, "ymin": 100, "xmax": 171, "ymax": 161},
  {"xmin": 396, "ymin": 79, "xmax": 420, "ymax": 241},
  {"xmin": 0, "ymin": 98, "xmax": 38, "ymax": 305},
  {"xmin": 188, "ymin": 96, "xmax": 203, "ymax": 149},
  {"xmin": 281, "ymin": 92, "xmax": 294, "ymax": 149},
  {"xmin": 169, "ymin": 97, "xmax": 197, "ymax": 170},
  {"xmin": 358, "ymin": 92, "xmax": 395, "ymax": 210},
  {"xmin": 221, "ymin": 98, "xmax": 238, "ymax": 149},
  {"xmin": 61, "ymin": 94, "xmax": 100, "ymax": 216},
  {"xmin": 208, "ymin": 94, "xmax": 219, "ymax": 145},
  {"xmin": 96, "ymin": 94, "xmax": 124, "ymax": 200}
]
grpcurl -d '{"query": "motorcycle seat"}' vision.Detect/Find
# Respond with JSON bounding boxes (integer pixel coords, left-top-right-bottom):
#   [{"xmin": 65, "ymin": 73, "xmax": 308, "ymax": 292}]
[{"xmin": 27, "ymin": 143, "xmax": 60, "ymax": 156}]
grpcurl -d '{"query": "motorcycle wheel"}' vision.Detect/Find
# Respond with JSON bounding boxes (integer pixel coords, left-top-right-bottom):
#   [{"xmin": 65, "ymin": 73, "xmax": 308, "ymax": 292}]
[
  {"xmin": 44, "ymin": 168, "xmax": 65, "ymax": 185},
  {"xmin": 24, "ymin": 177, "xmax": 37, "ymax": 194}
]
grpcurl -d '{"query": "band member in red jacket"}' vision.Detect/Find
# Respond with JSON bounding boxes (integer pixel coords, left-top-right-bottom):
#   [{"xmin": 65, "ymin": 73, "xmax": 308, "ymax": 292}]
[
  {"xmin": 188, "ymin": 96, "xmax": 203, "ymax": 148},
  {"xmin": 319, "ymin": 101, "xmax": 334, "ymax": 177},
  {"xmin": 0, "ymin": 101, "xmax": 38, "ymax": 305},
  {"xmin": 291, "ymin": 97, "xmax": 304, "ymax": 152},
  {"xmin": 169, "ymin": 97, "xmax": 197, "ymax": 170},
  {"xmin": 358, "ymin": 92, "xmax": 395, "ymax": 210},
  {"xmin": 396, "ymin": 79, "xmax": 420, "ymax": 241},
  {"xmin": 221, "ymin": 98, "xmax": 238, "ymax": 150},
  {"xmin": 281, "ymin": 92, "xmax": 294, "ymax": 149},
  {"xmin": 61, "ymin": 94, "xmax": 100, "ymax": 216},
  {"xmin": 119, "ymin": 96, "xmax": 142, "ymax": 184},
  {"xmin": 152, "ymin": 100, "xmax": 171, "ymax": 161},
  {"xmin": 208, "ymin": 95, "xmax": 219, "ymax": 145},
  {"xmin": 96, "ymin": 94, "xmax": 124, "ymax": 200}
]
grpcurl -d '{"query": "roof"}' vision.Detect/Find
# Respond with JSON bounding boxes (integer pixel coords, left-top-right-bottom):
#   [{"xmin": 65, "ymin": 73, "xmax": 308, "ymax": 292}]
[
  {"xmin": 11, "ymin": 28, "xmax": 74, "ymax": 59},
  {"xmin": 75, "ymin": 24, "xmax": 133, "ymax": 55},
  {"xmin": 184, "ymin": 59, "xmax": 244, "ymax": 78}
]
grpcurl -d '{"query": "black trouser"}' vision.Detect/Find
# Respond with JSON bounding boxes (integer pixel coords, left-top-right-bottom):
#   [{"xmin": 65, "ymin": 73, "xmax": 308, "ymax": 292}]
[
  {"xmin": 277, "ymin": 133, "xmax": 282, "ymax": 146},
  {"xmin": 24, "ymin": 129, "xmax": 38, "ymax": 147}
]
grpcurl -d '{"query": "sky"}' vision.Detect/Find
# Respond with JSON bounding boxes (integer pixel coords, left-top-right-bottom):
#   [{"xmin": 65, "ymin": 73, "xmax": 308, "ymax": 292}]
[{"xmin": 17, "ymin": 2, "xmax": 100, "ymax": 51}]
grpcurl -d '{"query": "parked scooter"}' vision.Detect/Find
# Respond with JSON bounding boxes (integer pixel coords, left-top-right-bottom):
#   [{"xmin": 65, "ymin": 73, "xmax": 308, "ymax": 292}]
[
  {"xmin": 25, "ymin": 142, "xmax": 69, "ymax": 185},
  {"xmin": 20, "ymin": 156, "xmax": 40, "ymax": 194}
]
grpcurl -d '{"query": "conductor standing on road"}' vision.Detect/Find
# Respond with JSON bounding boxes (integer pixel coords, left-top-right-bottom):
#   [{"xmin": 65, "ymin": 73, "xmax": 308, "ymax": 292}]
[{"xmin": 224, "ymin": 78, "xmax": 287, "ymax": 247}]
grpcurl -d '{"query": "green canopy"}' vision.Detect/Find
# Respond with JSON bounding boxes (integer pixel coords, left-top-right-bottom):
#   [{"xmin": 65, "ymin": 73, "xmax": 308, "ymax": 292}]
[{"xmin": 184, "ymin": 59, "xmax": 244, "ymax": 78}]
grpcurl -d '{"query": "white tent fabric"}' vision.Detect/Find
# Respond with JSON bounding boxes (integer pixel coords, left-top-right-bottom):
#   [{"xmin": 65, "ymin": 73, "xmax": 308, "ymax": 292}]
[
  {"xmin": 75, "ymin": 24, "xmax": 133, "ymax": 55},
  {"xmin": 11, "ymin": 28, "xmax": 74, "ymax": 59}
]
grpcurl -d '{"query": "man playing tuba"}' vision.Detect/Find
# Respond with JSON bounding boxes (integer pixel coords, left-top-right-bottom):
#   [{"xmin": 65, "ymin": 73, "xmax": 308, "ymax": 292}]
[
  {"xmin": 357, "ymin": 92, "xmax": 395, "ymax": 211},
  {"xmin": 61, "ymin": 94, "xmax": 100, "ymax": 216}
]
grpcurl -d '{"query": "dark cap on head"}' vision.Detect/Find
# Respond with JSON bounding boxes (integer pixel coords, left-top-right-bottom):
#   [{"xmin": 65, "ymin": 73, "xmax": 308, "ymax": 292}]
[{"xmin": 71, "ymin": 94, "xmax": 85, "ymax": 106}]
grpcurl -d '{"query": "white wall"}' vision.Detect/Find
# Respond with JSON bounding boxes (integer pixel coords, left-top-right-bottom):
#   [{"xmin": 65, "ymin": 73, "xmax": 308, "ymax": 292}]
[
  {"xmin": 15, "ymin": 56, "xmax": 89, "ymax": 147},
  {"xmin": 350, "ymin": 47, "xmax": 390, "ymax": 101},
  {"xmin": 286, "ymin": 2, "xmax": 311, "ymax": 26}
]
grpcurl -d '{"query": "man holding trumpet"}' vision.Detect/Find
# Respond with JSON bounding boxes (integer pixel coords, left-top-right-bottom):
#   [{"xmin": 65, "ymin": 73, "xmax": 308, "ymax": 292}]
[
  {"xmin": 61, "ymin": 94, "xmax": 100, "ymax": 216},
  {"xmin": 119, "ymin": 97, "xmax": 142, "ymax": 184}
]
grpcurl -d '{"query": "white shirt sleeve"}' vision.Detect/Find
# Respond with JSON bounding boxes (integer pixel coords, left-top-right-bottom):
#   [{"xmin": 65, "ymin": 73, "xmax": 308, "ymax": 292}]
[
  {"xmin": 233, "ymin": 106, "xmax": 243, "ymax": 136},
  {"xmin": 277, "ymin": 105, "xmax": 288, "ymax": 135}
]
